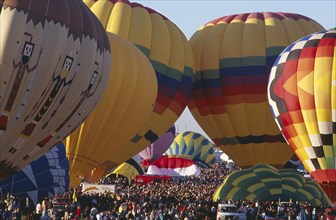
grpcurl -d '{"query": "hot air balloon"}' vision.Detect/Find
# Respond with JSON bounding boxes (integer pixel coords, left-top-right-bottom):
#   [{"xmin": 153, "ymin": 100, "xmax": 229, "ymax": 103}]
[
  {"xmin": 147, "ymin": 156, "xmax": 201, "ymax": 177},
  {"xmin": 106, "ymin": 157, "xmax": 144, "ymax": 180},
  {"xmin": 84, "ymin": 0, "xmax": 195, "ymax": 152},
  {"xmin": 268, "ymin": 29, "xmax": 336, "ymax": 203},
  {"xmin": 213, "ymin": 164, "xmax": 330, "ymax": 206},
  {"xmin": 188, "ymin": 12, "xmax": 325, "ymax": 168},
  {"xmin": 0, "ymin": 0, "xmax": 111, "ymax": 180},
  {"xmin": 139, "ymin": 125, "xmax": 176, "ymax": 166},
  {"xmin": 0, "ymin": 143, "xmax": 70, "ymax": 204},
  {"xmin": 166, "ymin": 131, "xmax": 216, "ymax": 166},
  {"xmin": 66, "ymin": 33, "xmax": 158, "ymax": 186}
]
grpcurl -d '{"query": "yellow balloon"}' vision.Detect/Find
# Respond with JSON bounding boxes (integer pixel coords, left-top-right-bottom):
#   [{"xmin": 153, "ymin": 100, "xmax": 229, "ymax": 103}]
[
  {"xmin": 65, "ymin": 33, "xmax": 158, "ymax": 185},
  {"xmin": 85, "ymin": 0, "xmax": 195, "ymax": 155},
  {"xmin": 189, "ymin": 12, "xmax": 324, "ymax": 168},
  {"xmin": 0, "ymin": 0, "xmax": 111, "ymax": 180}
]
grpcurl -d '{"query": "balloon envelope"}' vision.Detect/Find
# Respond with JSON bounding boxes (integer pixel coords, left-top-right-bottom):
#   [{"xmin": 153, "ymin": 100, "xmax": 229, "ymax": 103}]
[
  {"xmin": 213, "ymin": 164, "xmax": 330, "ymax": 206},
  {"xmin": 139, "ymin": 125, "xmax": 176, "ymax": 164},
  {"xmin": 147, "ymin": 156, "xmax": 201, "ymax": 177},
  {"xmin": 107, "ymin": 157, "xmax": 144, "ymax": 180},
  {"xmin": 189, "ymin": 12, "xmax": 325, "ymax": 168},
  {"xmin": 85, "ymin": 0, "xmax": 195, "ymax": 154},
  {"xmin": 166, "ymin": 131, "xmax": 216, "ymax": 166},
  {"xmin": 0, "ymin": 0, "xmax": 111, "ymax": 179},
  {"xmin": 0, "ymin": 143, "xmax": 69, "ymax": 204},
  {"xmin": 268, "ymin": 29, "xmax": 336, "ymax": 203},
  {"xmin": 66, "ymin": 33, "xmax": 158, "ymax": 185}
]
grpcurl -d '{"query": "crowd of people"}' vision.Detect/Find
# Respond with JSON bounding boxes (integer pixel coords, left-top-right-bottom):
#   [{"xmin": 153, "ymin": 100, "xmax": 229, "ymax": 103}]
[{"xmin": 0, "ymin": 161, "xmax": 334, "ymax": 220}]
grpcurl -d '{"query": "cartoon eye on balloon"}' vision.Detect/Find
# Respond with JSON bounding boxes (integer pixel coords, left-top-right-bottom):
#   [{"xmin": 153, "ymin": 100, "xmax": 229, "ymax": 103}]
[
  {"xmin": 0, "ymin": 0, "xmax": 111, "ymax": 180},
  {"xmin": 188, "ymin": 12, "xmax": 325, "ymax": 169},
  {"xmin": 268, "ymin": 28, "xmax": 336, "ymax": 203}
]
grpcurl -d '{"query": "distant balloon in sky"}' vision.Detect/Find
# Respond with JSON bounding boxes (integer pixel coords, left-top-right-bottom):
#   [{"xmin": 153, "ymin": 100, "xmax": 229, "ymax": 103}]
[
  {"xmin": 0, "ymin": 0, "xmax": 111, "ymax": 180},
  {"xmin": 66, "ymin": 33, "xmax": 158, "ymax": 186},
  {"xmin": 189, "ymin": 12, "xmax": 325, "ymax": 168},
  {"xmin": 139, "ymin": 125, "xmax": 176, "ymax": 165},
  {"xmin": 84, "ymin": 0, "xmax": 195, "ymax": 151},
  {"xmin": 0, "ymin": 143, "xmax": 69, "ymax": 204},
  {"xmin": 268, "ymin": 29, "xmax": 336, "ymax": 203}
]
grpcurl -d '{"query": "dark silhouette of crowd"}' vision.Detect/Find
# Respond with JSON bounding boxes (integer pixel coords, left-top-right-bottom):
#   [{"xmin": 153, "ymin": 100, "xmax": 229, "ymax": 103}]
[{"xmin": 0, "ymin": 161, "xmax": 333, "ymax": 220}]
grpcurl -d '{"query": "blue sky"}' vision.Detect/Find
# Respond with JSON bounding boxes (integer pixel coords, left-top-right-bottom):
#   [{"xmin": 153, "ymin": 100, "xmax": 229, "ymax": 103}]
[{"xmin": 137, "ymin": 0, "xmax": 336, "ymax": 139}]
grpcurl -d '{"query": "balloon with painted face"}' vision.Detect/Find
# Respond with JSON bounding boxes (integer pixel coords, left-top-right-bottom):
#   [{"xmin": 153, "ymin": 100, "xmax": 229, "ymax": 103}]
[{"xmin": 0, "ymin": 0, "xmax": 111, "ymax": 180}]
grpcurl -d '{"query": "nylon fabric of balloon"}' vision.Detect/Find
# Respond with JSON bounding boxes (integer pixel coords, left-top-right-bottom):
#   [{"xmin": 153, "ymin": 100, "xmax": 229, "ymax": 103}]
[
  {"xmin": 213, "ymin": 164, "xmax": 330, "ymax": 206},
  {"xmin": 0, "ymin": 0, "xmax": 111, "ymax": 180},
  {"xmin": 106, "ymin": 157, "xmax": 144, "ymax": 180},
  {"xmin": 139, "ymin": 125, "xmax": 176, "ymax": 164},
  {"xmin": 65, "ymin": 33, "xmax": 158, "ymax": 186},
  {"xmin": 268, "ymin": 29, "xmax": 336, "ymax": 202},
  {"xmin": 84, "ymin": 0, "xmax": 195, "ymax": 151},
  {"xmin": 0, "ymin": 143, "xmax": 70, "ymax": 204},
  {"xmin": 189, "ymin": 12, "xmax": 325, "ymax": 168},
  {"xmin": 166, "ymin": 131, "xmax": 216, "ymax": 165},
  {"xmin": 147, "ymin": 156, "xmax": 201, "ymax": 177}
]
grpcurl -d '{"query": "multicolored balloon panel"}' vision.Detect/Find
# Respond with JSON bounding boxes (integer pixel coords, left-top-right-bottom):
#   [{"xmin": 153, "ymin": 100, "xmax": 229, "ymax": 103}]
[
  {"xmin": 189, "ymin": 12, "xmax": 325, "ymax": 168},
  {"xmin": 166, "ymin": 131, "xmax": 215, "ymax": 165},
  {"xmin": 85, "ymin": 0, "xmax": 195, "ymax": 148},
  {"xmin": 0, "ymin": 0, "xmax": 111, "ymax": 180},
  {"xmin": 268, "ymin": 29, "xmax": 336, "ymax": 202},
  {"xmin": 139, "ymin": 125, "xmax": 176, "ymax": 164},
  {"xmin": 0, "ymin": 143, "xmax": 69, "ymax": 204},
  {"xmin": 107, "ymin": 157, "xmax": 144, "ymax": 180},
  {"xmin": 213, "ymin": 164, "xmax": 330, "ymax": 206}
]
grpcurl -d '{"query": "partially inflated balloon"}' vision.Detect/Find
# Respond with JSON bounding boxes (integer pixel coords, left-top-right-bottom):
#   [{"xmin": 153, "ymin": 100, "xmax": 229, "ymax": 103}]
[
  {"xmin": 139, "ymin": 125, "xmax": 176, "ymax": 165},
  {"xmin": 189, "ymin": 12, "xmax": 324, "ymax": 168},
  {"xmin": 85, "ymin": 0, "xmax": 195, "ymax": 149},
  {"xmin": 268, "ymin": 29, "xmax": 336, "ymax": 203},
  {"xmin": 107, "ymin": 157, "xmax": 144, "ymax": 179},
  {"xmin": 166, "ymin": 131, "xmax": 215, "ymax": 166},
  {"xmin": 147, "ymin": 156, "xmax": 201, "ymax": 177},
  {"xmin": 0, "ymin": 0, "xmax": 111, "ymax": 180},
  {"xmin": 213, "ymin": 164, "xmax": 330, "ymax": 206},
  {"xmin": 66, "ymin": 33, "xmax": 158, "ymax": 185},
  {"xmin": 0, "ymin": 143, "xmax": 69, "ymax": 204}
]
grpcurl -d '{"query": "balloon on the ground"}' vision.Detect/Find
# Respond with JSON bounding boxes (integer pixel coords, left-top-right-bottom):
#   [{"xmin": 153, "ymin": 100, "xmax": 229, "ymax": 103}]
[
  {"xmin": 0, "ymin": 0, "xmax": 111, "ymax": 180},
  {"xmin": 213, "ymin": 164, "xmax": 330, "ymax": 206},
  {"xmin": 0, "ymin": 143, "xmax": 69, "ymax": 204},
  {"xmin": 188, "ymin": 12, "xmax": 325, "ymax": 168},
  {"xmin": 139, "ymin": 125, "xmax": 176, "ymax": 165},
  {"xmin": 84, "ymin": 0, "xmax": 195, "ymax": 152},
  {"xmin": 106, "ymin": 157, "xmax": 144, "ymax": 180},
  {"xmin": 166, "ymin": 131, "xmax": 216, "ymax": 166},
  {"xmin": 66, "ymin": 33, "xmax": 158, "ymax": 186},
  {"xmin": 147, "ymin": 156, "xmax": 201, "ymax": 176},
  {"xmin": 268, "ymin": 29, "xmax": 336, "ymax": 203}
]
